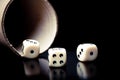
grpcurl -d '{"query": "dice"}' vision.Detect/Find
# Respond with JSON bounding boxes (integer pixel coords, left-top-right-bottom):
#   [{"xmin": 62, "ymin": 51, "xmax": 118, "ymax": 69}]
[
  {"xmin": 48, "ymin": 48, "xmax": 67, "ymax": 67},
  {"xmin": 76, "ymin": 43, "xmax": 98, "ymax": 61},
  {"xmin": 22, "ymin": 39, "xmax": 40, "ymax": 58}
]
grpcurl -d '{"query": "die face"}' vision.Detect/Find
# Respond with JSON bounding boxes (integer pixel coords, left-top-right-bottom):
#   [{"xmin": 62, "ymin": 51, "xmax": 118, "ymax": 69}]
[
  {"xmin": 48, "ymin": 48, "xmax": 66, "ymax": 54},
  {"xmin": 23, "ymin": 39, "xmax": 40, "ymax": 47},
  {"xmin": 23, "ymin": 45, "xmax": 40, "ymax": 58},
  {"xmin": 22, "ymin": 39, "xmax": 40, "ymax": 58},
  {"xmin": 86, "ymin": 45, "xmax": 98, "ymax": 61},
  {"xmin": 77, "ymin": 44, "xmax": 98, "ymax": 61},
  {"xmin": 77, "ymin": 45, "xmax": 88, "ymax": 61},
  {"xmin": 48, "ymin": 48, "xmax": 67, "ymax": 67}
]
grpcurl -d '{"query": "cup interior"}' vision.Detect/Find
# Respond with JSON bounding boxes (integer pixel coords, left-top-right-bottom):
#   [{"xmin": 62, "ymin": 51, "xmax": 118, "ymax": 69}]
[{"xmin": 3, "ymin": 0, "xmax": 57, "ymax": 54}]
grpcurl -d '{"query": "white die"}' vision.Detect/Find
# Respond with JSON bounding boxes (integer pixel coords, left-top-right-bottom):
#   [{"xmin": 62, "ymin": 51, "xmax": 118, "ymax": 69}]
[
  {"xmin": 48, "ymin": 48, "xmax": 67, "ymax": 67},
  {"xmin": 77, "ymin": 43, "xmax": 98, "ymax": 61},
  {"xmin": 22, "ymin": 39, "xmax": 40, "ymax": 58}
]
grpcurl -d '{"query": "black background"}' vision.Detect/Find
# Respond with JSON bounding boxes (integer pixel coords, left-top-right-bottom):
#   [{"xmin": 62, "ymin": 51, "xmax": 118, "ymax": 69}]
[{"xmin": 0, "ymin": 0, "xmax": 118, "ymax": 80}]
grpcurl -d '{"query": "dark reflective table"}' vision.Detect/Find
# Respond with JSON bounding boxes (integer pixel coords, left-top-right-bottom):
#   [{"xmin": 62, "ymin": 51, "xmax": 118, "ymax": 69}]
[{"xmin": 0, "ymin": 43, "xmax": 111, "ymax": 80}]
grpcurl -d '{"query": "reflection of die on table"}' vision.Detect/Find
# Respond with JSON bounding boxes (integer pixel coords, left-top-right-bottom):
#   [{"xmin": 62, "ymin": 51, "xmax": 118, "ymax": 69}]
[
  {"xmin": 23, "ymin": 58, "xmax": 50, "ymax": 77},
  {"xmin": 77, "ymin": 43, "xmax": 98, "ymax": 62},
  {"xmin": 49, "ymin": 68, "xmax": 66, "ymax": 80},
  {"xmin": 21, "ymin": 39, "xmax": 40, "ymax": 58},
  {"xmin": 77, "ymin": 62, "xmax": 96, "ymax": 79},
  {"xmin": 23, "ymin": 60, "xmax": 40, "ymax": 76},
  {"xmin": 48, "ymin": 48, "xmax": 67, "ymax": 67}
]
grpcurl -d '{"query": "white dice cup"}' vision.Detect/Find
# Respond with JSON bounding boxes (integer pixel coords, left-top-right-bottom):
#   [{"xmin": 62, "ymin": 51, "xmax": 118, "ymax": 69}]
[{"xmin": 0, "ymin": 0, "xmax": 57, "ymax": 56}]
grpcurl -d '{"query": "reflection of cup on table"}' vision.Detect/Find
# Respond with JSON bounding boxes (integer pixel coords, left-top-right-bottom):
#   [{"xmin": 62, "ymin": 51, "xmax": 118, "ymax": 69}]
[
  {"xmin": 39, "ymin": 58, "xmax": 50, "ymax": 77},
  {"xmin": 0, "ymin": 0, "xmax": 57, "ymax": 58}
]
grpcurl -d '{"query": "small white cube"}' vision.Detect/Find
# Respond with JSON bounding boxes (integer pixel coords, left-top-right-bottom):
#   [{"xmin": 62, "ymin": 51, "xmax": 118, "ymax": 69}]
[
  {"xmin": 77, "ymin": 43, "xmax": 98, "ymax": 61},
  {"xmin": 48, "ymin": 48, "xmax": 67, "ymax": 67},
  {"xmin": 22, "ymin": 39, "xmax": 40, "ymax": 58}
]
